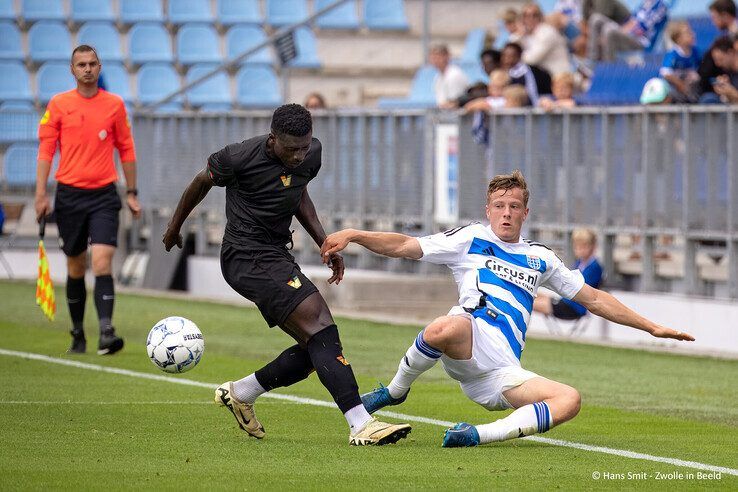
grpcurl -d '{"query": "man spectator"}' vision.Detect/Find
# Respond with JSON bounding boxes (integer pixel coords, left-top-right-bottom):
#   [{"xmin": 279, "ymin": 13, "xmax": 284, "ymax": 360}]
[
  {"xmin": 587, "ymin": 0, "xmax": 670, "ymax": 61},
  {"xmin": 481, "ymin": 49, "xmax": 502, "ymax": 76},
  {"xmin": 520, "ymin": 3, "xmax": 572, "ymax": 76},
  {"xmin": 428, "ymin": 44, "xmax": 470, "ymax": 109},
  {"xmin": 660, "ymin": 21, "xmax": 701, "ymax": 103},
  {"xmin": 500, "ymin": 42, "xmax": 552, "ymax": 106},
  {"xmin": 710, "ymin": 36, "xmax": 738, "ymax": 103},
  {"xmin": 35, "ymin": 45, "xmax": 140, "ymax": 355},
  {"xmin": 697, "ymin": 0, "xmax": 738, "ymax": 98}
]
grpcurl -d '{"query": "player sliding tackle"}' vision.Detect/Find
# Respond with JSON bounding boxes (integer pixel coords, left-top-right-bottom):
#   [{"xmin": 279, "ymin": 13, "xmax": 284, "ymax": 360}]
[{"xmin": 320, "ymin": 170, "xmax": 694, "ymax": 447}]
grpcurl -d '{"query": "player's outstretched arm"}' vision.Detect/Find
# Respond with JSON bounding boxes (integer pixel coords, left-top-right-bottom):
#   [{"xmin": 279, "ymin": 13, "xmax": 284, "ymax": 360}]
[
  {"xmin": 572, "ymin": 284, "xmax": 695, "ymax": 341},
  {"xmin": 321, "ymin": 229, "xmax": 423, "ymax": 261},
  {"xmin": 162, "ymin": 168, "xmax": 213, "ymax": 251},
  {"xmin": 296, "ymin": 189, "xmax": 345, "ymax": 284}
]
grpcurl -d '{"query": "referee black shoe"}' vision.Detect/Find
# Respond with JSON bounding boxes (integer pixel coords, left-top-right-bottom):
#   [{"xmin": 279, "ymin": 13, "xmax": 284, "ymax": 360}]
[
  {"xmin": 68, "ymin": 329, "xmax": 86, "ymax": 354},
  {"xmin": 98, "ymin": 326, "xmax": 124, "ymax": 355}
]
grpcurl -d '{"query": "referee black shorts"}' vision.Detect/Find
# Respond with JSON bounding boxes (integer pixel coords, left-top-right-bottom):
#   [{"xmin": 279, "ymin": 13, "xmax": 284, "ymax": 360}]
[
  {"xmin": 220, "ymin": 242, "xmax": 319, "ymax": 327},
  {"xmin": 54, "ymin": 183, "xmax": 122, "ymax": 257}
]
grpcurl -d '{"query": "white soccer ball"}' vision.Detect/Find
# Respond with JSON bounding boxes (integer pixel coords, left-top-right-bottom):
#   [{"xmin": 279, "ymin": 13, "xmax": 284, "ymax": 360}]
[{"xmin": 146, "ymin": 316, "xmax": 205, "ymax": 374}]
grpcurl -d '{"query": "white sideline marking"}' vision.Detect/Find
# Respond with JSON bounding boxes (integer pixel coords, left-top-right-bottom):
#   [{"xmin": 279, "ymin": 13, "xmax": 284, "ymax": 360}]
[{"xmin": 1, "ymin": 348, "xmax": 736, "ymax": 477}]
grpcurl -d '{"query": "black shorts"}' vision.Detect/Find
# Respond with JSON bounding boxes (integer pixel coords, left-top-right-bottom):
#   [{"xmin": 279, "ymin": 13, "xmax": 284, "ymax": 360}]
[
  {"xmin": 54, "ymin": 183, "xmax": 122, "ymax": 257},
  {"xmin": 552, "ymin": 300, "xmax": 584, "ymax": 320},
  {"xmin": 220, "ymin": 242, "xmax": 319, "ymax": 327}
]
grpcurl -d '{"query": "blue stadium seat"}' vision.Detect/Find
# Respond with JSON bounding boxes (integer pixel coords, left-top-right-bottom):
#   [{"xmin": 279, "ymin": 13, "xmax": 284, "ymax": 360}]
[
  {"xmin": 168, "ymin": 0, "xmax": 213, "ymax": 24},
  {"xmin": 78, "ymin": 22, "xmax": 123, "ymax": 62},
  {"xmin": 101, "ymin": 62, "xmax": 131, "ymax": 103},
  {"xmin": 461, "ymin": 28, "xmax": 487, "ymax": 63},
  {"xmin": 364, "ymin": 0, "xmax": 409, "ymax": 30},
  {"xmin": 688, "ymin": 16, "xmax": 719, "ymax": 54},
  {"xmin": 537, "ymin": 0, "xmax": 558, "ymax": 14},
  {"xmin": 186, "ymin": 63, "xmax": 232, "ymax": 111},
  {"xmin": 71, "ymin": 0, "xmax": 115, "ymax": 22},
  {"xmin": 128, "ymin": 23, "xmax": 173, "ymax": 64},
  {"xmin": 670, "ymin": 0, "xmax": 709, "ymax": 18},
  {"xmin": 266, "ymin": 0, "xmax": 307, "ymax": 27},
  {"xmin": 579, "ymin": 61, "xmax": 660, "ymax": 105},
  {"xmin": 0, "ymin": 21, "xmax": 23, "ymax": 60},
  {"xmin": 22, "ymin": 0, "xmax": 64, "ymax": 22},
  {"xmin": 120, "ymin": 0, "xmax": 164, "ymax": 23},
  {"xmin": 0, "ymin": 61, "xmax": 32, "ymax": 102},
  {"xmin": 3, "ymin": 143, "xmax": 39, "ymax": 186},
  {"xmin": 235, "ymin": 66, "xmax": 282, "ymax": 108},
  {"xmin": 287, "ymin": 27, "xmax": 321, "ymax": 68},
  {"xmin": 226, "ymin": 25, "xmax": 272, "ymax": 65},
  {"xmin": 37, "ymin": 62, "xmax": 75, "ymax": 103},
  {"xmin": 458, "ymin": 61, "xmax": 487, "ymax": 84},
  {"xmin": 377, "ymin": 65, "xmax": 438, "ymax": 109},
  {"xmin": 28, "ymin": 21, "xmax": 71, "ymax": 63},
  {"xmin": 176, "ymin": 24, "xmax": 221, "ymax": 65},
  {"xmin": 315, "ymin": 0, "xmax": 359, "ymax": 29},
  {"xmin": 218, "ymin": 0, "xmax": 261, "ymax": 25},
  {"xmin": 0, "ymin": 0, "xmax": 14, "ymax": 21},
  {"xmin": 0, "ymin": 101, "xmax": 37, "ymax": 143},
  {"xmin": 137, "ymin": 63, "xmax": 182, "ymax": 111}
]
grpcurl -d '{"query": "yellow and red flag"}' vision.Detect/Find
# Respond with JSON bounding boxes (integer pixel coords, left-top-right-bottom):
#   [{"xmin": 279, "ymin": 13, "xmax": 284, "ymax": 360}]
[{"xmin": 36, "ymin": 218, "xmax": 55, "ymax": 321}]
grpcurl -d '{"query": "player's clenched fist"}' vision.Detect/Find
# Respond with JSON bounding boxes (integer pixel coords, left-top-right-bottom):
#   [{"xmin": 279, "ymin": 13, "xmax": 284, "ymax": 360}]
[{"xmin": 162, "ymin": 225, "xmax": 183, "ymax": 251}]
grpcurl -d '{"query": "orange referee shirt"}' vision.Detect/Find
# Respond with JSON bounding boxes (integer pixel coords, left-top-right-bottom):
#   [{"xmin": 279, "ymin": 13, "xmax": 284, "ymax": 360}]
[{"xmin": 38, "ymin": 89, "xmax": 136, "ymax": 189}]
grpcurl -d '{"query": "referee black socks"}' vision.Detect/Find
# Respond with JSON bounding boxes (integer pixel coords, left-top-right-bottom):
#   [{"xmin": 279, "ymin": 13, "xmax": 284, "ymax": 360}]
[
  {"xmin": 306, "ymin": 325, "xmax": 362, "ymax": 414},
  {"xmin": 94, "ymin": 275, "xmax": 114, "ymax": 330},
  {"xmin": 66, "ymin": 275, "xmax": 86, "ymax": 332}
]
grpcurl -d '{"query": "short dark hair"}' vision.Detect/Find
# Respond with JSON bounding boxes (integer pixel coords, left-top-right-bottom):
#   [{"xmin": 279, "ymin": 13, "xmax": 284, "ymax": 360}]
[
  {"xmin": 271, "ymin": 104, "xmax": 312, "ymax": 137},
  {"xmin": 709, "ymin": 0, "xmax": 737, "ymax": 17},
  {"xmin": 481, "ymin": 49, "xmax": 501, "ymax": 63},
  {"xmin": 503, "ymin": 42, "xmax": 523, "ymax": 58},
  {"xmin": 71, "ymin": 44, "xmax": 99, "ymax": 64},
  {"xmin": 712, "ymin": 35, "xmax": 736, "ymax": 53}
]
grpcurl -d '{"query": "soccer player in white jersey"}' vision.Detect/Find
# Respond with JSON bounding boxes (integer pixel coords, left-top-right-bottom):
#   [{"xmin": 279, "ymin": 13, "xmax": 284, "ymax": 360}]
[{"xmin": 320, "ymin": 170, "xmax": 695, "ymax": 447}]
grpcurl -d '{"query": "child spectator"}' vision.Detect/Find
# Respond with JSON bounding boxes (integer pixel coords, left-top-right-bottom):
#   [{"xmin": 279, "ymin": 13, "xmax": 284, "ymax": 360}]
[
  {"xmin": 538, "ymin": 72, "xmax": 577, "ymax": 110},
  {"xmin": 463, "ymin": 70, "xmax": 510, "ymax": 113},
  {"xmin": 660, "ymin": 22, "xmax": 701, "ymax": 103},
  {"xmin": 502, "ymin": 84, "xmax": 530, "ymax": 107}
]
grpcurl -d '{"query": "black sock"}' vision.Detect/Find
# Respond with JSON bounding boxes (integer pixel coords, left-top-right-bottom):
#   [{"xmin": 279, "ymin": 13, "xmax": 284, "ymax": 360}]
[
  {"xmin": 254, "ymin": 344, "xmax": 314, "ymax": 391},
  {"xmin": 66, "ymin": 276, "xmax": 86, "ymax": 333},
  {"xmin": 94, "ymin": 275, "xmax": 114, "ymax": 330},
  {"xmin": 305, "ymin": 325, "xmax": 362, "ymax": 413}
]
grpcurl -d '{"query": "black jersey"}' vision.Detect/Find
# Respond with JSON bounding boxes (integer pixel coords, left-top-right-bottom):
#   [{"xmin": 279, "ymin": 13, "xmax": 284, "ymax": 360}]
[{"xmin": 207, "ymin": 134, "xmax": 322, "ymax": 248}]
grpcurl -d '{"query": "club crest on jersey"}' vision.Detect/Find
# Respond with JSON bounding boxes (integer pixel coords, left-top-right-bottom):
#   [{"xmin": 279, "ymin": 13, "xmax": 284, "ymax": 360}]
[
  {"xmin": 280, "ymin": 174, "xmax": 292, "ymax": 187},
  {"xmin": 287, "ymin": 276, "xmax": 301, "ymax": 289},
  {"xmin": 527, "ymin": 255, "xmax": 541, "ymax": 270}
]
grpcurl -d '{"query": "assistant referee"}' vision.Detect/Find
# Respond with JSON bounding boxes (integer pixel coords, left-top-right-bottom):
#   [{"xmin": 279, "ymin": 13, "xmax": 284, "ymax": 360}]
[{"xmin": 35, "ymin": 45, "xmax": 140, "ymax": 355}]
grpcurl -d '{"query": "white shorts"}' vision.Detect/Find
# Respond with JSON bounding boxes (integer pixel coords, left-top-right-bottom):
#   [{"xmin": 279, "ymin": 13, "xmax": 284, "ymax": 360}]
[{"xmin": 440, "ymin": 307, "xmax": 539, "ymax": 411}]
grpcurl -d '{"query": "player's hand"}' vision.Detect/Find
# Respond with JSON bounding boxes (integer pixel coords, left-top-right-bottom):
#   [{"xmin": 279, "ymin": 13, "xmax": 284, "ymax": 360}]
[
  {"xmin": 34, "ymin": 194, "xmax": 51, "ymax": 222},
  {"xmin": 127, "ymin": 194, "xmax": 142, "ymax": 219},
  {"xmin": 326, "ymin": 252, "xmax": 345, "ymax": 285},
  {"xmin": 650, "ymin": 325, "xmax": 695, "ymax": 342},
  {"xmin": 162, "ymin": 224, "xmax": 183, "ymax": 251},
  {"xmin": 320, "ymin": 229, "xmax": 355, "ymax": 263}
]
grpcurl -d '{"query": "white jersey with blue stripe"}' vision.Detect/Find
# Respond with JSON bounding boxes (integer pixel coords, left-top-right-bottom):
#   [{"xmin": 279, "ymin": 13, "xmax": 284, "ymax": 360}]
[{"xmin": 417, "ymin": 223, "xmax": 585, "ymax": 358}]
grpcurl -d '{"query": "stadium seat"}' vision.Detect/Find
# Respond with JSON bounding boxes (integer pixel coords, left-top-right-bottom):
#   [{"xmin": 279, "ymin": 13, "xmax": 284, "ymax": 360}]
[
  {"xmin": 0, "ymin": 21, "xmax": 23, "ymax": 60},
  {"xmin": 217, "ymin": 0, "xmax": 261, "ymax": 25},
  {"xmin": 266, "ymin": 0, "xmax": 307, "ymax": 27},
  {"xmin": 458, "ymin": 61, "xmax": 488, "ymax": 84},
  {"xmin": 579, "ymin": 61, "xmax": 659, "ymax": 105},
  {"xmin": 364, "ymin": 0, "xmax": 409, "ymax": 30},
  {"xmin": 186, "ymin": 63, "xmax": 232, "ymax": 111},
  {"xmin": 28, "ymin": 21, "xmax": 72, "ymax": 63},
  {"xmin": 22, "ymin": 0, "xmax": 64, "ymax": 22},
  {"xmin": 71, "ymin": 0, "xmax": 115, "ymax": 22},
  {"xmin": 0, "ymin": 61, "xmax": 32, "ymax": 102},
  {"xmin": 168, "ymin": 0, "xmax": 213, "ymax": 24},
  {"xmin": 101, "ymin": 62, "xmax": 132, "ymax": 103},
  {"xmin": 689, "ymin": 16, "xmax": 719, "ymax": 54},
  {"xmin": 670, "ymin": 0, "xmax": 710, "ymax": 18},
  {"xmin": 128, "ymin": 23, "xmax": 173, "ymax": 64},
  {"xmin": 287, "ymin": 27, "xmax": 321, "ymax": 68},
  {"xmin": 461, "ymin": 28, "xmax": 487, "ymax": 63},
  {"xmin": 37, "ymin": 62, "xmax": 75, "ymax": 103},
  {"xmin": 3, "ymin": 143, "xmax": 39, "ymax": 186},
  {"xmin": 0, "ymin": 101, "xmax": 37, "ymax": 143},
  {"xmin": 120, "ymin": 0, "xmax": 164, "ymax": 23},
  {"xmin": 235, "ymin": 66, "xmax": 282, "ymax": 108},
  {"xmin": 226, "ymin": 25, "xmax": 272, "ymax": 65},
  {"xmin": 137, "ymin": 63, "xmax": 182, "ymax": 111},
  {"xmin": 377, "ymin": 65, "xmax": 438, "ymax": 109},
  {"xmin": 315, "ymin": 0, "xmax": 359, "ymax": 29},
  {"xmin": 176, "ymin": 24, "xmax": 221, "ymax": 65},
  {"xmin": 0, "ymin": 0, "xmax": 14, "ymax": 21},
  {"xmin": 78, "ymin": 22, "xmax": 123, "ymax": 62}
]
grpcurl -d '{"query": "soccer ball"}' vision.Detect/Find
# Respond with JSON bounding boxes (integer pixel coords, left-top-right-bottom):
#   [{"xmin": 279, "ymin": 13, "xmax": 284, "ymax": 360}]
[{"xmin": 146, "ymin": 316, "xmax": 204, "ymax": 373}]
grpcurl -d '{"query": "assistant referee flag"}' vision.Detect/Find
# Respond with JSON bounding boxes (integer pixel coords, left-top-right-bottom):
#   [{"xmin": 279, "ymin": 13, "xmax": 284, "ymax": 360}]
[{"xmin": 36, "ymin": 218, "xmax": 55, "ymax": 321}]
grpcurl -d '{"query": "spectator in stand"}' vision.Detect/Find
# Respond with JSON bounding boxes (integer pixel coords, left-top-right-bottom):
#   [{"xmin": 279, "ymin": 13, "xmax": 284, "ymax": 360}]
[
  {"xmin": 660, "ymin": 22, "xmax": 701, "ymax": 103},
  {"xmin": 502, "ymin": 84, "xmax": 531, "ymax": 107},
  {"xmin": 538, "ymin": 72, "xmax": 577, "ymax": 110},
  {"xmin": 428, "ymin": 44, "xmax": 470, "ymax": 109},
  {"xmin": 520, "ymin": 3, "xmax": 572, "ymax": 76},
  {"xmin": 304, "ymin": 92, "xmax": 327, "ymax": 110},
  {"xmin": 697, "ymin": 0, "xmax": 738, "ymax": 99},
  {"xmin": 711, "ymin": 37, "xmax": 738, "ymax": 103},
  {"xmin": 502, "ymin": 8, "xmax": 525, "ymax": 44},
  {"xmin": 463, "ymin": 70, "xmax": 511, "ymax": 113},
  {"xmin": 640, "ymin": 77, "xmax": 672, "ymax": 105},
  {"xmin": 501, "ymin": 42, "xmax": 552, "ymax": 106},
  {"xmin": 587, "ymin": 0, "xmax": 670, "ymax": 61},
  {"xmin": 481, "ymin": 49, "xmax": 502, "ymax": 76}
]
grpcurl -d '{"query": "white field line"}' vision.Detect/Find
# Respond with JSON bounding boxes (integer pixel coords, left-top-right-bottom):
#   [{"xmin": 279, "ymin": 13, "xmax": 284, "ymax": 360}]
[{"xmin": 1, "ymin": 348, "xmax": 736, "ymax": 477}]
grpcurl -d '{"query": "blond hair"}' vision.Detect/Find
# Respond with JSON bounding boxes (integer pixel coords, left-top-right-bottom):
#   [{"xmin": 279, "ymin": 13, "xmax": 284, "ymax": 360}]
[
  {"xmin": 572, "ymin": 228, "xmax": 597, "ymax": 245},
  {"xmin": 487, "ymin": 170, "xmax": 529, "ymax": 206},
  {"xmin": 668, "ymin": 21, "xmax": 690, "ymax": 43},
  {"xmin": 502, "ymin": 8, "xmax": 519, "ymax": 24},
  {"xmin": 503, "ymin": 84, "xmax": 529, "ymax": 107},
  {"xmin": 489, "ymin": 69, "xmax": 510, "ymax": 87},
  {"xmin": 552, "ymin": 72, "xmax": 575, "ymax": 87}
]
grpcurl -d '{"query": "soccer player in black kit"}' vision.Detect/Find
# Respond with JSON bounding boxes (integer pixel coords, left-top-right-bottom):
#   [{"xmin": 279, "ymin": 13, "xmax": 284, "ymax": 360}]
[{"xmin": 163, "ymin": 104, "xmax": 411, "ymax": 445}]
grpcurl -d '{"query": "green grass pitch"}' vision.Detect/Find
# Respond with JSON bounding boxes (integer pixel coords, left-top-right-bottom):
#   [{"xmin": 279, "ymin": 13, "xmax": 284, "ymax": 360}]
[{"xmin": 0, "ymin": 279, "xmax": 736, "ymax": 490}]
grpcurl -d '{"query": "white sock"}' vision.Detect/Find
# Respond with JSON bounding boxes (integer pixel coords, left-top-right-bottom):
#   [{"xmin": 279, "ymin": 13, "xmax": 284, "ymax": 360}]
[
  {"xmin": 231, "ymin": 374, "xmax": 266, "ymax": 404},
  {"xmin": 345, "ymin": 404, "xmax": 372, "ymax": 432},
  {"xmin": 387, "ymin": 330, "xmax": 442, "ymax": 399},
  {"xmin": 476, "ymin": 402, "xmax": 553, "ymax": 444}
]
